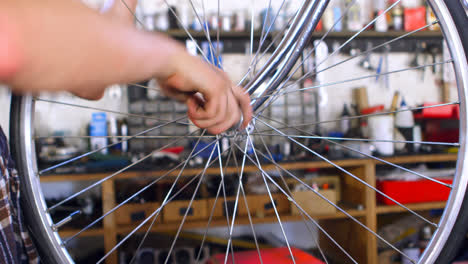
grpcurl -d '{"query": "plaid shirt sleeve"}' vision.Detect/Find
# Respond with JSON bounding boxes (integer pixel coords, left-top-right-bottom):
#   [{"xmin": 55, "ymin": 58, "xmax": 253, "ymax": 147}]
[{"xmin": 0, "ymin": 126, "xmax": 39, "ymax": 264}]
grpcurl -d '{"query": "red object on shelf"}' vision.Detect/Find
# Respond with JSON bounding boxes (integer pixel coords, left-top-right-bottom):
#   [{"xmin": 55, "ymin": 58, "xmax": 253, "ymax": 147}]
[
  {"xmin": 404, "ymin": 7, "xmax": 427, "ymax": 32},
  {"xmin": 413, "ymin": 103, "xmax": 460, "ymax": 143},
  {"xmin": 376, "ymin": 178, "xmax": 453, "ymax": 205},
  {"xmin": 413, "ymin": 103, "xmax": 459, "ymax": 119},
  {"xmin": 161, "ymin": 146, "xmax": 184, "ymax": 154},
  {"xmin": 361, "ymin": 105, "xmax": 385, "ymax": 115},
  {"xmin": 208, "ymin": 247, "xmax": 324, "ymax": 264},
  {"xmin": 316, "ymin": 19, "xmax": 323, "ymax": 31}
]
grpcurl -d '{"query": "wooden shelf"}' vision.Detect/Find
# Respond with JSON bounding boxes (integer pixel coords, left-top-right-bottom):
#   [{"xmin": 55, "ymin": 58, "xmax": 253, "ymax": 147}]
[
  {"xmin": 59, "ymin": 228, "xmax": 104, "ymax": 238},
  {"xmin": 116, "ymin": 209, "xmax": 366, "ymax": 234},
  {"xmin": 40, "ymin": 153, "xmax": 457, "ymax": 182},
  {"xmin": 377, "ymin": 201, "xmax": 447, "ymax": 215},
  {"xmin": 163, "ymin": 29, "xmax": 443, "ymax": 53},
  {"xmin": 48, "ymin": 153, "xmax": 456, "ymax": 264}
]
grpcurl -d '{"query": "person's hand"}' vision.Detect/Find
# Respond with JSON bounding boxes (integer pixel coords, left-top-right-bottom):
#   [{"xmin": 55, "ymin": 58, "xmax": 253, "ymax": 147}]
[{"xmin": 157, "ymin": 53, "xmax": 252, "ymax": 135}]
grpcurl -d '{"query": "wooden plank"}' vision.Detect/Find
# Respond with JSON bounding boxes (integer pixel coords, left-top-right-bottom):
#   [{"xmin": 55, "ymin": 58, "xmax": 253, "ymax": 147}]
[
  {"xmin": 40, "ymin": 154, "xmax": 457, "ymax": 183},
  {"xmin": 39, "ymin": 159, "xmax": 371, "ymax": 182},
  {"xmin": 376, "ymin": 201, "xmax": 447, "ymax": 214},
  {"xmin": 102, "ymin": 181, "xmax": 118, "ymax": 264},
  {"xmin": 59, "ymin": 228, "xmax": 104, "ymax": 238},
  {"xmin": 364, "ymin": 163, "xmax": 377, "ymax": 264},
  {"xmin": 341, "ymin": 166, "xmax": 368, "ymax": 207},
  {"xmin": 116, "ymin": 210, "xmax": 366, "ymax": 234},
  {"xmin": 318, "ymin": 218, "xmax": 367, "ymax": 264}
]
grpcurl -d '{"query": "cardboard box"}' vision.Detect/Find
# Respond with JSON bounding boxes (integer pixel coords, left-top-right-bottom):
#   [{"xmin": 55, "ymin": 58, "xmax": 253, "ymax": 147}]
[
  {"xmin": 115, "ymin": 202, "xmax": 162, "ymax": 225},
  {"xmin": 163, "ymin": 199, "xmax": 208, "ymax": 222},
  {"xmin": 291, "ymin": 189, "xmax": 338, "ymax": 215},
  {"xmin": 287, "ymin": 176, "xmax": 340, "ymax": 215}
]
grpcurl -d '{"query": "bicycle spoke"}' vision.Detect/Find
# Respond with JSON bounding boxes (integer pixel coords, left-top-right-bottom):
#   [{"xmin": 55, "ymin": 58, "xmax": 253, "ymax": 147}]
[
  {"xmin": 34, "ymin": 97, "xmax": 190, "ymax": 125},
  {"xmin": 216, "ymin": 0, "xmax": 221, "ymax": 66},
  {"xmin": 40, "ymin": 119, "xmax": 189, "ymax": 175},
  {"xmin": 257, "ymin": 117, "xmax": 443, "ymax": 226},
  {"xmin": 224, "ymin": 139, "xmax": 249, "ymax": 263},
  {"xmin": 96, "ymin": 146, "xmax": 228, "ymax": 264},
  {"xmin": 256, "ymin": 130, "xmax": 328, "ymax": 263},
  {"xmin": 162, "ymin": 0, "xmax": 209, "ymax": 60},
  {"xmin": 249, "ymin": 0, "xmax": 255, "ymax": 61},
  {"xmin": 97, "ymin": 170, "xmax": 201, "ymax": 264},
  {"xmin": 195, "ymin": 146, "xmax": 234, "ymax": 262},
  {"xmin": 246, "ymin": 132, "xmax": 296, "ymax": 264},
  {"xmin": 251, "ymin": 0, "xmax": 424, "ymax": 114},
  {"xmin": 255, "ymin": 102, "xmax": 459, "ymax": 134},
  {"xmin": 48, "ymin": 128, "xmax": 201, "ymax": 211},
  {"xmin": 216, "ymin": 137, "xmax": 237, "ymax": 263},
  {"xmin": 251, "ymin": 133, "xmax": 459, "ymax": 147},
  {"xmin": 252, "ymin": 60, "xmax": 453, "ymax": 108},
  {"xmin": 62, "ymin": 131, "xmax": 216, "ymax": 244},
  {"xmin": 119, "ymin": 0, "xmax": 144, "ymax": 27},
  {"xmin": 35, "ymin": 135, "xmax": 216, "ymax": 139},
  {"xmin": 293, "ymin": 0, "xmax": 401, "ymax": 80},
  {"xmin": 252, "ymin": 0, "xmax": 355, "ymax": 88},
  {"xmin": 260, "ymin": 114, "xmax": 454, "ymax": 189},
  {"xmin": 229, "ymin": 143, "xmax": 264, "ymax": 263},
  {"xmin": 251, "ymin": 0, "xmax": 284, "ymax": 68},
  {"xmin": 232, "ymin": 142, "xmax": 358, "ymax": 264},
  {"xmin": 127, "ymin": 130, "xmax": 208, "ymax": 264},
  {"xmin": 239, "ymin": 141, "xmax": 418, "ymax": 263},
  {"xmin": 246, "ymin": 0, "xmax": 353, "ymax": 99},
  {"xmin": 128, "ymin": 82, "xmax": 160, "ymax": 91},
  {"xmin": 254, "ymin": 20, "xmax": 437, "ymax": 101},
  {"xmin": 238, "ymin": 10, "xmax": 298, "ymax": 86},
  {"xmin": 187, "ymin": 0, "xmax": 217, "ymax": 65},
  {"xmin": 305, "ymin": 21, "xmax": 439, "ymax": 83},
  {"xmin": 164, "ymin": 145, "xmax": 218, "ymax": 264},
  {"xmin": 238, "ymin": 181, "xmax": 264, "ymax": 263}
]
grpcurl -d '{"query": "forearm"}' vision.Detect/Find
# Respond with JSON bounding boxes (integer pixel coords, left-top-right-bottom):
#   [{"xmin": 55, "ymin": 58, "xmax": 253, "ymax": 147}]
[{"xmin": 0, "ymin": 0, "xmax": 184, "ymax": 95}]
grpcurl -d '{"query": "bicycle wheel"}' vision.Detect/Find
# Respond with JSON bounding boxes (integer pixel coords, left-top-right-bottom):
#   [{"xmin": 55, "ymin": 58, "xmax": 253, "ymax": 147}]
[{"xmin": 9, "ymin": 0, "xmax": 468, "ymax": 263}]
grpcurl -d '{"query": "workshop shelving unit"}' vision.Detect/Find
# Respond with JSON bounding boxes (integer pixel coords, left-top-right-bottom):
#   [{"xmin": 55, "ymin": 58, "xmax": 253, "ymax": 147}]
[
  {"xmin": 43, "ymin": 30, "xmax": 449, "ymax": 264},
  {"xmin": 44, "ymin": 153, "xmax": 456, "ymax": 264}
]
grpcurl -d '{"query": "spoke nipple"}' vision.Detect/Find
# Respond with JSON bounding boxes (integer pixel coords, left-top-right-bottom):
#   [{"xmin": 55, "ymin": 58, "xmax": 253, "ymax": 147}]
[{"xmin": 52, "ymin": 210, "xmax": 82, "ymax": 231}]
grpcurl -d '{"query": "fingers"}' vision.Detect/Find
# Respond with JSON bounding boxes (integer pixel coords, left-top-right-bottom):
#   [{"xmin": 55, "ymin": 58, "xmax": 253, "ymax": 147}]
[
  {"xmin": 158, "ymin": 52, "xmax": 252, "ymax": 134},
  {"xmin": 187, "ymin": 84, "xmax": 251, "ymax": 135},
  {"xmin": 72, "ymin": 85, "xmax": 106, "ymax": 100},
  {"xmin": 232, "ymin": 86, "xmax": 253, "ymax": 129}
]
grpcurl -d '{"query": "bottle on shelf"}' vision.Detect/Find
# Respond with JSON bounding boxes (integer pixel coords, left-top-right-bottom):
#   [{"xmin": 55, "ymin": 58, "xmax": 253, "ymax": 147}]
[
  {"xmin": 392, "ymin": 2, "xmax": 404, "ymax": 31},
  {"xmin": 419, "ymin": 225, "xmax": 433, "ymax": 251},
  {"xmin": 345, "ymin": 0, "xmax": 363, "ymax": 31},
  {"xmin": 374, "ymin": 0, "xmax": 389, "ymax": 32},
  {"xmin": 339, "ymin": 104, "xmax": 351, "ymax": 136}
]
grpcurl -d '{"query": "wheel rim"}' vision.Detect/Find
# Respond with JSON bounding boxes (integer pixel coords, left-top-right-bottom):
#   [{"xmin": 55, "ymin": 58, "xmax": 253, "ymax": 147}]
[{"xmin": 12, "ymin": 0, "xmax": 468, "ymax": 263}]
